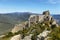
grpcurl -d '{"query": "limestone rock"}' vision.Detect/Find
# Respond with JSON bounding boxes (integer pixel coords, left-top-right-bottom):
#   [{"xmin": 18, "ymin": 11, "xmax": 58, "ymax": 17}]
[
  {"xmin": 52, "ymin": 20, "xmax": 57, "ymax": 25},
  {"xmin": 37, "ymin": 30, "xmax": 51, "ymax": 40},
  {"xmin": 23, "ymin": 34, "xmax": 33, "ymax": 40},
  {"xmin": 0, "ymin": 35, "xmax": 5, "ymax": 38},
  {"xmin": 11, "ymin": 21, "xmax": 28, "ymax": 33},
  {"xmin": 10, "ymin": 34, "xmax": 22, "ymax": 40}
]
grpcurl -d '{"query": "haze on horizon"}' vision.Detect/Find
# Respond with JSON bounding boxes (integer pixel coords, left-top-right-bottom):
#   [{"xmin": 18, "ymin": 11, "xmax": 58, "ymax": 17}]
[{"xmin": 0, "ymin": 0, "xmax": 60, "ymax": 14}]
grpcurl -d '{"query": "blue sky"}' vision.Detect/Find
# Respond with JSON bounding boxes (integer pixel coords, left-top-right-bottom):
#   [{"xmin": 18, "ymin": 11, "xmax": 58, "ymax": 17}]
[{"xmin": 0, "ymin": 0, "xmax": 60, "ymax": 14}]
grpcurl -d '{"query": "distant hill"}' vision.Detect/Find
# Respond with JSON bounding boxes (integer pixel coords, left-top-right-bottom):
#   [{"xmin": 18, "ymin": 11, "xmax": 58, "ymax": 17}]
[
  {"xmin": 0, "ymin": 12, "xmax": 32, "ymax": 35},
  {"xmin": 52, "ymin": 15, "xmax": 60, "ymax": 25}
]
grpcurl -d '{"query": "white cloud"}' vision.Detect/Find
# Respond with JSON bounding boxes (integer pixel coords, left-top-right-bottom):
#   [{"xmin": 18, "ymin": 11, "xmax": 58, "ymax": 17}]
[
  {"xmin": 48, "ymin": 0, "xmax": 60, "ymax": 4},
  {"xmin": 48, "ymin": 0, "xmax": 56, "ymax": 4}
]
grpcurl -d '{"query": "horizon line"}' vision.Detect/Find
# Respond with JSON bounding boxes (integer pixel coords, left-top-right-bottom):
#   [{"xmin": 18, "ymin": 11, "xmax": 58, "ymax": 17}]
[{"xmin": 0, "ymin": 12, "xmax": 60, "ymax": 15}]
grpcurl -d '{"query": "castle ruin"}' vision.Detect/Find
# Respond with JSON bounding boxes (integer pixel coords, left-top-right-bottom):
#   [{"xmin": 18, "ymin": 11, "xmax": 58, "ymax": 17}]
[{"xmin": 28, "ymin": 11, "xmax": 58, "ymax": 27}]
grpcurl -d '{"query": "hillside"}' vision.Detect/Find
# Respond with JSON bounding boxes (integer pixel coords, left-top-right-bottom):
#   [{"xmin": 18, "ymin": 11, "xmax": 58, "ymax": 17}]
[{"xmin": 0, "ymin": 12, "xmax": 31, "ymax": 35}]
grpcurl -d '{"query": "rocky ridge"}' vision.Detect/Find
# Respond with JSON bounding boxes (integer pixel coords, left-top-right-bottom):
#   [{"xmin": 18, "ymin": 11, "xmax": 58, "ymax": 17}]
[{"xmin": 0, "ymin": 11, "xmax": 60, "ymax": 40}]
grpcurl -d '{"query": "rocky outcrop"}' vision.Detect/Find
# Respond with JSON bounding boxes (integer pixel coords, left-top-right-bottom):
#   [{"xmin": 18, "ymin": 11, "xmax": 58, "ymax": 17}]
[
  {"xmin": 10, "ymin": 34, "xmax": 22, "ymax": 40},
  {"xmin": 10, "ymin": 11, "xmax": 59, "ymax": 40},
  {"xmin": 11, "ymin": 24, "xmax": 24, "ymax": 33},
  {"xmin": 37, "ymin": 29, "xmax": 51, "ymax": 40},
  {"xmin": 10, "ymin": 34, "xmax": 33, "ymax": 40},
  {"xmin": 28, "ymin": 11, "xmax": 58, "ymax": 27},
  {"xmin": 0, "ymin": 35, "xmax": 5, "ymax": 38},
  {"xmin": 23, "ymin": 34, "xmax": 33, "ymax": 40},
  {"xmin": 11, "ymin": 21, "xmax": 28, "ymax": 33}
]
